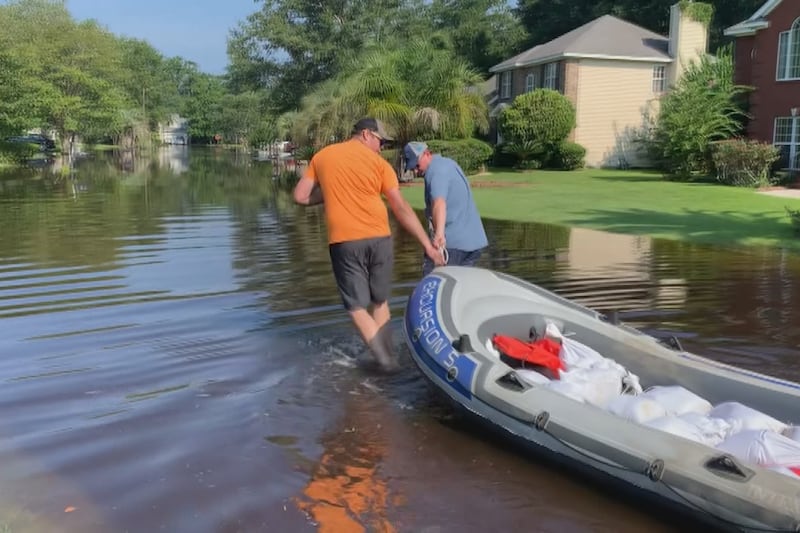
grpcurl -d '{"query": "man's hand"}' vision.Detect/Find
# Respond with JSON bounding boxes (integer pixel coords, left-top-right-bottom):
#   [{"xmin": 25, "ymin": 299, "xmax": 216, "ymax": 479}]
[
  {"xmin": 424, "ymin": 242, "xmax": 446, "ymax": 266},
  {"xmin": 293, "ymin": 177, "xmax": 323, "ymax": 206},
  {"xmin": 432, "ymin": 232, "xmax": 446, "ymax": 250}
]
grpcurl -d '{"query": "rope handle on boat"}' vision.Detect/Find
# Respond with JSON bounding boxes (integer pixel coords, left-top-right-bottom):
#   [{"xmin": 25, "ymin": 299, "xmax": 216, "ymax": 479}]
[{"xmin": 528, "ymin": 411, "xmax": 800, "ymax": 533}]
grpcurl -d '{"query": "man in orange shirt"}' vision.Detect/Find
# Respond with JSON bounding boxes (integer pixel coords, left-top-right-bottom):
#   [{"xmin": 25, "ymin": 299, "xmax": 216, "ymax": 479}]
[{"xmin": 293, "ymin": 118, "xmax": 444, "ymax": 371}]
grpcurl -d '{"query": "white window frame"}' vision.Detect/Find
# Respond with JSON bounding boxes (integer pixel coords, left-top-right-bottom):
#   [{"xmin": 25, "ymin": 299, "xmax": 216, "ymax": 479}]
[
  {"xmin": 774, "ymin": 116, "xmax": 800, "ymax": 170},
  {"xmin": 543, "ymin": 63, "xmax": 557, "ymax": 89},
  {"xmin": 525, "ymin": 72, "xmax": 536, "ymax": 92},
  {"xmin": 776, "ymin": 17, "xmax": 800, "ymax": 81},
  {"xmin": 500, "ymin": 71, "xmax": 511, "ymax": 99},
  {"xmin": 652, "ymin": 65, "xmax": 666, "ymax": 93}
]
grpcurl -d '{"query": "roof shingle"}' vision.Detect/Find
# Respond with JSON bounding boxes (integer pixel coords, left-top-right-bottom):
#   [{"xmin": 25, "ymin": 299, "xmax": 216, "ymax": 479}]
[{"xmin": 490, "ymin": 15, "xmax": 672, "ymax": 72}]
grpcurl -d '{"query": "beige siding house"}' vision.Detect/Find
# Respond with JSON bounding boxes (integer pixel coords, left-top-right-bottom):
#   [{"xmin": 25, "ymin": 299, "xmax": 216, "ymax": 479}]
[{"xmin": 489, "ymin": 3, "xmax": 708, "ymax": 168}]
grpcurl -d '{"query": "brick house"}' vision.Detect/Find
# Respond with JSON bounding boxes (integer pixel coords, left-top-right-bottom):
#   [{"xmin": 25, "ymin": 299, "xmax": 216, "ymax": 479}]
[
  {"xmin": 724, "ymin": 0, "xmax": 800, "ymax": 171},
  {"xmin": 489, "ymin": 3, "xmax": 708, "ymax": 168}
]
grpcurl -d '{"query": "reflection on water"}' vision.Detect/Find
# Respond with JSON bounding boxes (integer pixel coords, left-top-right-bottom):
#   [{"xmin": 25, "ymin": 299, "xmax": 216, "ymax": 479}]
[
  {"xmin": 295, "ymin": 394, "xmax": 396, "ymax": 533},
  {"xmin": 0, "ymin": 148, "xmax": 799, "ymax": 532}
]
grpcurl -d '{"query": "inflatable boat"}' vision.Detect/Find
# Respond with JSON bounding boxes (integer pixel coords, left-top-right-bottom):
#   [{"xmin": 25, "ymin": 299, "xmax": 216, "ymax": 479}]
[{"xmin": 402, "ymin": 266, "xmax": 800, "ymax": 532}]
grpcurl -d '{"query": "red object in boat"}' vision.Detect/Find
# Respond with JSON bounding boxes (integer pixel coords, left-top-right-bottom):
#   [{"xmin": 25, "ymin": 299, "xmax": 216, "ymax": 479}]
[{"xmin": 491, "ymin": 334, "xmax": 565, "ymax": 378}]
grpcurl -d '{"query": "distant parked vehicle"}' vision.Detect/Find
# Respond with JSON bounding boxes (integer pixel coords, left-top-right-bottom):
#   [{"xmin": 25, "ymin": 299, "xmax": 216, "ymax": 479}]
[{"xmin": 5, "ymin": 134, "xmax": 56, "ymax": 151}]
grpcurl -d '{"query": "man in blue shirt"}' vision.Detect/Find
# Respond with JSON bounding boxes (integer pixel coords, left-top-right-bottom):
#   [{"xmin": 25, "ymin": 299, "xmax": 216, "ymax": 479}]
[{"xmin": 403, "ymin": 142, "xmax": 489, "ymax": 276}]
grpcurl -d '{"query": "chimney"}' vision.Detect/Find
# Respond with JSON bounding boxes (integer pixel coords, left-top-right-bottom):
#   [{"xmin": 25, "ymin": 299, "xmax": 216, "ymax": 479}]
[{"xmin": 667, "ymin": 2, "xmax": 710, "ymax": 86}]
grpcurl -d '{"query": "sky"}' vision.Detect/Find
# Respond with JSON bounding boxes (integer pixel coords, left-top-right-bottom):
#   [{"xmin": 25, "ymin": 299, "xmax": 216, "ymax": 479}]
[{"xmin": 66, "ymin": 0, "xmax": 259, "ymax": 75}]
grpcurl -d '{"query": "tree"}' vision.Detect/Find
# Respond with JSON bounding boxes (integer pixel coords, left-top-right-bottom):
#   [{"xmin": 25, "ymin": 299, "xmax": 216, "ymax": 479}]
[
  {"xmin": 286, "ymin": 39, "xmax": 489, "ymax": 174},
  {"xmin": 499, "ymin": 89, "xmax": 576, "ymax": 163},
  {"xmin": 118, "ymin": 38, "xmax": 180, "ymax": 128},
  {"xmin": 179, "ymin": 72, "xmax": 227, "ymax": 142},
  {"xmin": 642, "ymin": 46, "xmax": 748, "ymax": 179},
  {"xmin": 216, "ymin": 91, "xmax": 274, "ymax": 146},
  {"xmin": 429, "ymin": 0, "xmax": 528, "ymax": 74},
  {"xmin": 226, "ymin": 0, "xmax": 429, "ymax": 112},
  {"xmin": 0, "ymin": 0, "xmax": 132, "ymax": 153},
  {"xmin": 515, "ymin": 0, "xmax": 765, "ymax": 52},
  {"xmin": 0, "ymin": 49, "xmax": 38, "ymax": 138}
]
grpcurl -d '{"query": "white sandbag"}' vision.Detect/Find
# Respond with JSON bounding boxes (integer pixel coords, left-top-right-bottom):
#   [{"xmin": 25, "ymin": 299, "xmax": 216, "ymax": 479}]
[
  {"xmin": 678, "ymin": 412, "xmax": 732, "ymax": 446},
  {"xmin": 545, "ymin": 380, "xmax": 586, "ymax": 403},
  {"xmin": 783, "ymin": 426, "xmax": 800, "ymax": 443},
  {"xmin": 621, "ymin": 372, "xmax": 643, "ymax": 395},
  {"xmin": 716, "ymin": 429, "xmax": 800, "ymax": 468},
  {"xmin": 485, "ymin": 338, "xmax": 501, "ymax": 358},
  {"xmin": 544, "ymin": 320, "xmax": 564, "ymax": 341},
  {"xmin": 559, "ymin": 337, "xmax": 605, "ymax": 370},
  {"xmin": 709, "ymin": 402, "xmax": 788, "ymax": 434},
  {"xmin": 644, "ymin": 415, "xmax": 710, "ymax": 445},
  {"xmin": 515, "ymin": 368, "xmax": 551, "ymax": 386},
  {"xmin": 606, "ymin": 394, "xmax": 668, "ymax": 424},
  {"xmin": 640, "ymin": 385, "xmax": 712, "ymax": 416},
  {"xmin": 554, "ymin": 366, "xmax": 624, "ymax": 408},
  {"xmin": 559, "ymin": 341, "xmax": 643, "ymax": 395}
]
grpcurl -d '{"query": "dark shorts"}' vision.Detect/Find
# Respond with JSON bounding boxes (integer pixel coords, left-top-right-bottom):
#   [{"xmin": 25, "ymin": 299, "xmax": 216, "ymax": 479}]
[
  {"xmin": 422, "ymin": 247, "xmax": 484, "ymax": 277},
  {"xmin": 329, "ymin": 236, "xmax": 394, "ymax": 311}
]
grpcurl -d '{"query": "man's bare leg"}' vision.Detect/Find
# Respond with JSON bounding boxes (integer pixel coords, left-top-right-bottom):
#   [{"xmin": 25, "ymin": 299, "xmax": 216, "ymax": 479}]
[
  {"xmin": 372, "ymin": 301, "xmax": 399, "ymax": 369},
  {"xmin": 349, "ymin": 307, "xmax": 396, "ymax": 370}
]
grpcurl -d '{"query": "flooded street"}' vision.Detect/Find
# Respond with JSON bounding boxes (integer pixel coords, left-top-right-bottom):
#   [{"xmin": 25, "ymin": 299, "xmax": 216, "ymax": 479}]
[{"xmin": 1, "ymin": 148, "xmax": 799, "ymax": 533}]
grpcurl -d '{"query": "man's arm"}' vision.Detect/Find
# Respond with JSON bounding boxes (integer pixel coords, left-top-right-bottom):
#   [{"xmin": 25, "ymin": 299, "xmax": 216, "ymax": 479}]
[
  {"xmin": 385, "ymin": 188, "xmax": 444, "ymax": 265},
  {"xmin": 431, "ymin": 197, "xmax": 446, "ymax": 249},
  {"xmin": 427, "ymin": 165, "xmax": 450, "ymax": 249},
  {"xmin": 292, "ymin": 176, "xmax": 323, "ymax": 206}
]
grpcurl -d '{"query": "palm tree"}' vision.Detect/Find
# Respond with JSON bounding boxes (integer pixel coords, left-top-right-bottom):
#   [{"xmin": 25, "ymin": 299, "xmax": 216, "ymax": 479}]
[{"xmin": 289, "ymin": 38, "xmax": 489, "ymax": 175}]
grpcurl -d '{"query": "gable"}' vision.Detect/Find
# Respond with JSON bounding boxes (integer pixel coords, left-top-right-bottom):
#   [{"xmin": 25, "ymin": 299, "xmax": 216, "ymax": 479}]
[
  {"xmin": 490, "ymin": 15, "xmax": 671, "ymax": 73},
  {"xmin": 724, "ymin": 0, "xmax": 785, "ymax": 36}
]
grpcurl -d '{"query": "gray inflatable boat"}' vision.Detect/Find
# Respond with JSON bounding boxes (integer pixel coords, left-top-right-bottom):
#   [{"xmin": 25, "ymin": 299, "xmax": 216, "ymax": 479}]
[{"xmin": 402, "ymin": 266, "xmax": 800, "ymax": 532}]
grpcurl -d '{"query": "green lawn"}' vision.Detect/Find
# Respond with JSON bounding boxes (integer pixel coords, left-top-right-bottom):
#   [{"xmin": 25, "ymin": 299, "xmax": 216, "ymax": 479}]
[
  {"xmin": 84, "ymin": 143, "xmax": 118, "ymax": 151},
  {"xmin": 400, "ymin": 168, "xmax": 800, "ymax": 251}
]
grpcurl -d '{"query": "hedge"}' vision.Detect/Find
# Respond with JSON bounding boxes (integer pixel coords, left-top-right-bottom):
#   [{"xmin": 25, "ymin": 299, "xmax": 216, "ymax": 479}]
[{"xmin": 425, "ymin": 138, "xmax": 494, "ymax": 174}]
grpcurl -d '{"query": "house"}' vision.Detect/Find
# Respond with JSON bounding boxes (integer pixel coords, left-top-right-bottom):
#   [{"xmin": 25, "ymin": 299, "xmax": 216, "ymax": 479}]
[
  {"xmin": 159, "ymin": 114, "xmax": 190, "ymax": 145},
  {"xmin": 724, "ymin": 0, "xmax": 800, "ymax": 171},
  {"xmin": 488, "ymin": 3, "xmax": 708, "ymax": 168}
]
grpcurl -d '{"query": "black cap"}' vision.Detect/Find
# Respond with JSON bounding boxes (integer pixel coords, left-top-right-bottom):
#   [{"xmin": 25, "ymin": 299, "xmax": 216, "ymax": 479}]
[{"xmin": 351, "ymin": 117, "xmax": 394, "ymax": 141}]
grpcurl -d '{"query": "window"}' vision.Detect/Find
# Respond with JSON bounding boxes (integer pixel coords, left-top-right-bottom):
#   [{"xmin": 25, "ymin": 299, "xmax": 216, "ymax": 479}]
[
  {"xmin": 500, "ymin": 71, "xmax": 511, "ymax": 99},
  {"xmin": 652, "ymin": 65, "xmax": 666, "ymax": 93},
  {"xmin": 525, "ymin": 73, "xmax": 536, "ymax": 92},
  {"xmin": 777, "ymin": 18, "xmax": 800, "ymax": 80},
  {"xmin": 774, "ymin": 116, "xmax": 800, "ymax": 170},
  {"xmin": 544, "ymin": 63, "xmax": 558, "ymax": 89}
]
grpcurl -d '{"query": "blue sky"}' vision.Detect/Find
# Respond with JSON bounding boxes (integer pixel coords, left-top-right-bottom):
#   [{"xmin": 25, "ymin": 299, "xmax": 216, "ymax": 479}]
[{"xmin": 66, "ymin": 0, "xmax": 259, "ymax": 74}]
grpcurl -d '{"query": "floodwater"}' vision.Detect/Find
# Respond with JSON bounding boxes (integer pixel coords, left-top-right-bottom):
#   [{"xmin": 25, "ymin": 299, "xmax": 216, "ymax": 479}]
[{"xmin": 0, "ymin": 147, "xmax": 799, "ymax": 533}]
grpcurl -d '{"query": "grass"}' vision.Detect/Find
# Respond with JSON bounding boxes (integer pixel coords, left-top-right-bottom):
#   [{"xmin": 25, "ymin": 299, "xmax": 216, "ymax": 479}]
[
  {"xmin": 399, "ymin": 168, "xmax": 800, "ymax": 251},
  {"xmin": 84, "ymin": 143, "xmax": 118, "ymax": 151}
]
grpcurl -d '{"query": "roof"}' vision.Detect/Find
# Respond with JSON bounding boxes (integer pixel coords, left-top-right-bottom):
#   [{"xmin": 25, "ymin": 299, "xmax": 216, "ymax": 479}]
[
  {"xmin": 723, "ymin": 0, "xmax": 783, "ymax": 37},
  {"xmin": 489, "ymin": 15, "xmax": 672, "ymax": 73}
]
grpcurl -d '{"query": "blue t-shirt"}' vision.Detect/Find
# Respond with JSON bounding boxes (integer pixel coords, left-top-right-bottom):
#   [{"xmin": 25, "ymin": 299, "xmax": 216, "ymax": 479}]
[{"xmin": 423, "ymin": 155, "xmax": 488, "ymax": 252}]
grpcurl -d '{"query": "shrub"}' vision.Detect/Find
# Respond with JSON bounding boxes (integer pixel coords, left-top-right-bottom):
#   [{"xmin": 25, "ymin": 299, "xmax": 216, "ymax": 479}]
[
  {"xmin": 498, "ymin": 89, "xmax": 576, "ymax": 158},
  {"xmin": 492, "ymin": 144, "xmax": 518, "ymax": 168},
  {"xmin": 501, "ymin": 139, "xmax": 541, "ymax": 169},
  {"xmin": 710, "ymin": 139, "xmax": 780, "ymax": 187},
  {"xmin": 426, "ymin": 138, "xmax": 493, "ymax": 174},
  {"xmin": 550, "ymin": 141, "xmax": 586, "ymax": 170},
  {"xmin": 516, "ymin": 159, "xmax": 541, "ymax": 170},
  {"xmin": 641, "ymin": 46, "xmax": 748, "ymax": 180},
  {"xmin": 0, "ymin": 141, "xmax": 40, "ymax": 164},
  {"xmin": 294, "ymin": 145, "xmax": 316, "ymax": 162},
  {"xmin": 381, "ymin": 147, "xmax": 398, "ymax": 164}
]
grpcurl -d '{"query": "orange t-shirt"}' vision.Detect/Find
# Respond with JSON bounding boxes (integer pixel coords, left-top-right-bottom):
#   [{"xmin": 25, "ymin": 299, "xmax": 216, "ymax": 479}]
[{"xmin": 305, "ymin": 139, "xmax": 399, "ymax": 244}]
